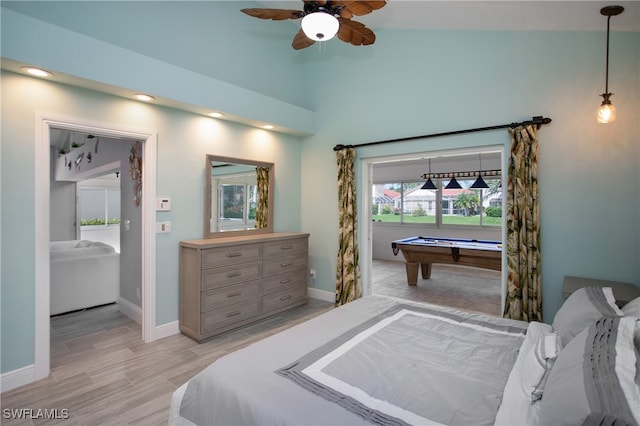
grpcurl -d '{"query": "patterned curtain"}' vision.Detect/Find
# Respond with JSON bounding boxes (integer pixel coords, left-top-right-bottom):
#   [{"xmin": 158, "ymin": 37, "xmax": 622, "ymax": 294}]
[
  {"xmin": 255, "ymin": 166, "xmax": 269, "ymax": 229},
  {"xmin": 335, "ymin": 148, "xmax": 361, "ymax": 307},
  {"xmin": 504, "ymin": 125, "xmax": 542, "ymax": 322}
]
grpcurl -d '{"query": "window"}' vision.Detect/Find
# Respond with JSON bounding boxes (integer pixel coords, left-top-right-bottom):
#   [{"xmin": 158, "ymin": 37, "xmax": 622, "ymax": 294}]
[
  {"xmin": 372, "ymin": 177, "xmax": 502, "ymax": 227},
  {"xmin": 79, "ymin": 187, "xmax": 121, "ymax": 226},
  {"xmin": 214, "ymin": 174, "xmax": 257, "ymax": 231}
]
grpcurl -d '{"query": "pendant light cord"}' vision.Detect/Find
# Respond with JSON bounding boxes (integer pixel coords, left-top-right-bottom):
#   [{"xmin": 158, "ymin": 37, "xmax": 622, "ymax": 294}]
[{"xmin": 605, "ymin": 15, "xmax": 611, "ymax": 94}]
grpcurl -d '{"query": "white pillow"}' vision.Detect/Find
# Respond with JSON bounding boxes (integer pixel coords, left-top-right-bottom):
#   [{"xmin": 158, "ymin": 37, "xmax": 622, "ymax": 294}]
[
  {"xmin": 622, "ymin": 296, "xmax": 640, "ymax": 318},
  {"xmin": 494, "ymin": 322, "xmax": 554, "ymax": 426},
  {"xmin": 522, "ymin": 331, "xmax": 559, "ymax": 402}
]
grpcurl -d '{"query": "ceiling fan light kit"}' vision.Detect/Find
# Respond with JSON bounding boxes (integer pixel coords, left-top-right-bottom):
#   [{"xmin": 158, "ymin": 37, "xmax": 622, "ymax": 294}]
[
  {"xmin": 241, "ymin": 1, "xmax": 386, "ymax": 50},
  {"xmin": 301, "ymin": 12, "xmax": 340, "ymax": 41}
]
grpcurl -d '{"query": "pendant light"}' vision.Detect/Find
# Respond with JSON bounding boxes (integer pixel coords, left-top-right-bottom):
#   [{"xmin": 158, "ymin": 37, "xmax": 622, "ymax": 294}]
[
  {"xmin": 470, "ymin": 154, "xmax": 489, "ymax": 189},
  {"xmin": 596, "ymin": 5, "xmax": 624, "ymax": 124},
  {"xmin": 421, "ymin": 159, "xmax": 438, "ymax": 190},
  {"xmin": 444, "ymin": 174, "xmax": 462, "ymax": 189}
]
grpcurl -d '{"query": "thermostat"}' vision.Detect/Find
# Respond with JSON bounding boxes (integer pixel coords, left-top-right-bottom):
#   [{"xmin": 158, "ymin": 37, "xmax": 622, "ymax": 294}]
[{"xmin": 156, "ymin": 198, "xmax": 172, "ymax": 211}]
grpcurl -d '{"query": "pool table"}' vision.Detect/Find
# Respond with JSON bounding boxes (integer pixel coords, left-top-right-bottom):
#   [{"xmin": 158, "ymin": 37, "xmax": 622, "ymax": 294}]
[{"xmin": 391, "ymin": 236, "xmax": 502, "ymax": 286}]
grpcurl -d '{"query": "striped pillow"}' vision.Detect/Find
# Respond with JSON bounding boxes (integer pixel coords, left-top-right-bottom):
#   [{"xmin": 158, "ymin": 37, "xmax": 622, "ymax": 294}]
[
  {"xmin": 539, "ymin": 316, "xmax": 639, "ymax": 426},
  {"xmin": 552, "ymin": 286, "xmax": 623, "ymax": 346}
]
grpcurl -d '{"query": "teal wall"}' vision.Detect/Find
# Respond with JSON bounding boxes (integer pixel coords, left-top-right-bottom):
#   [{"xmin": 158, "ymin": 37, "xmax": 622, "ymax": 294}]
[
  {"xmin": 1, "ymin": 2, "xmax": 639, "ymax": 376},
  {"xmin": 299, "ymin": 28, "xmax": 640, "ymax": 322},
  {"xmin": 1, "ymin": 1, "xmax": 310, "ymax": 109},
  {"xmin": 1, "ymin": 71, "xmax": 304, "ymax": 373}
]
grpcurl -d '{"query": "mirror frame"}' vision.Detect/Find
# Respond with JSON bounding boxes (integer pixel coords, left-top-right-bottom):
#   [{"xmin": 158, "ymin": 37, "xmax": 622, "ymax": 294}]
[{"xmin": 204, "ymin": 154, "xmax": 274, "ymax": 239}]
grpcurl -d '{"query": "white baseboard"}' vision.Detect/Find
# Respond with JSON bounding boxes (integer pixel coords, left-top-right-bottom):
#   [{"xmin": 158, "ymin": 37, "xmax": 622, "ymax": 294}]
[
  {"xmin": 1, "ymin": 364, "xmax": 35, "ymax": 393},
  {"xmin": 308, "ymin": 287, "xmax": 334, "ymax": 302},
  {"xmin": 118, "ymin": 297, "xmax": 141, "ymax": 324},
  {"xmin": 118, "ymin": 298, "xmax": 180, "ymax": 341},
  {"xmin": 155, "ymin": 320, "xmax": 180, "ymax": 340}
]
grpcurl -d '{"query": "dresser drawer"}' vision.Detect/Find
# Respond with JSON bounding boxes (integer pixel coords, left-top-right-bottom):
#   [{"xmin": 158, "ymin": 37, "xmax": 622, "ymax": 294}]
[
  {"xmin": 263, "ymin": 253, "xmax": 307, "ymax": 277},
  {"xmin": 263, "ymin": 237, "xmax": 307, "ymax": 259},
  {"xmin": 201, "ymin": 243, "xmax": 262, "ymax": 269},
  {"xmin": 202, "ymin": 262, "xmax": 262, "ymax": 290},
  {"xmin": 202, "ymin": 281, "xmax": 261, "ymax": 311},
  {"xmin": 202, "ymin": 299, "xmax": 261, "ymax": 333},
  {"xmin": 262, "ymin": 269, "xmax": 306, "ymax": 295},
  {"xmin": 262, "ymin": 286, "xmax": 307, "ymax": 314},
  {"xmin": 180, "ymin": 233, "xmax": 309, "ymax": 342}
]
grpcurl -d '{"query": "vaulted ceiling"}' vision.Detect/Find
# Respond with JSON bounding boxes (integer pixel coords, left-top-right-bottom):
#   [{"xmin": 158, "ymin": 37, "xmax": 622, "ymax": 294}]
[
  {"xmin": 4, "ymin": 1, "xmax": 639, "ymax": 140},
  {"xmin": 257, "ymin": 1, "xmax": 640, "ymax": 32}
]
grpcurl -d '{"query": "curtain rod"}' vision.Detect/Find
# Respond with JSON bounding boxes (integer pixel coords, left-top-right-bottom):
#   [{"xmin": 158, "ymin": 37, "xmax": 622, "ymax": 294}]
[{"xmin": 332, "ymin": 115, "xmax": 552, "ymax": 151}]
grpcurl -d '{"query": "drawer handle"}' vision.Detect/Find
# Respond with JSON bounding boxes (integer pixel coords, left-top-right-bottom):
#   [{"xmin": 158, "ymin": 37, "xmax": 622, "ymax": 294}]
[
  {"xmin": 226, "ymin": 310, "xmax": 241, "ymax": 318},
  {"xmin": 280, "ymin": 245, "xmax": 293, "ymax": 250},
  {"xmin": 279, "ymin": 279, "xmax": 292, "ymax": 284},
  {"xmin": 279, "ymin": 295, "xmax": 292, "ymax": 301},
  {"xmin": 227, "ymin": 272, "xmax": 242, "ymax": 278},
  {"xmin": 226, "ymin": 291, "xmax": 242, "ymax": 298},
  {"xmin": 280, "ymin": 262, "xmax": 292, "ymax": 267},
  {"xmin": 226, "ymin": 252, "xmax": 242, "ymax": 258}
]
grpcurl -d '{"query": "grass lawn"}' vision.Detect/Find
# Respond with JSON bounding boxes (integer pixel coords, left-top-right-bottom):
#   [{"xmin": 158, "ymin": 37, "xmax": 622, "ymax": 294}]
[{"xmin": 372, "ymin": 214, "xmax": 501, "ymax": 226}]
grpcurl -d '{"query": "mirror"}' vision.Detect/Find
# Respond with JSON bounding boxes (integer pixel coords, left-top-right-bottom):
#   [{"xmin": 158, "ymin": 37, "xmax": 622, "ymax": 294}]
[{"xmin": 204, "ymin": 155, "xmax": 274, "ymax": 239}]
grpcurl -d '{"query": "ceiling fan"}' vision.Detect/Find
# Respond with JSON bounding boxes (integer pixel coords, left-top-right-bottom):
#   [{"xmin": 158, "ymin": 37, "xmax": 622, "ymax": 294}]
[{"xmin": 241, "ymin": 1, "xmax": 387, "ymax": 50}]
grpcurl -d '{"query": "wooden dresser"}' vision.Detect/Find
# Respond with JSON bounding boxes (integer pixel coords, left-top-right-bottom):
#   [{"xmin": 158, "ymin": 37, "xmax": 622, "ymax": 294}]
[{"xmin": 179, "ymin": 232, "xmax": 309, "ymax": 342}]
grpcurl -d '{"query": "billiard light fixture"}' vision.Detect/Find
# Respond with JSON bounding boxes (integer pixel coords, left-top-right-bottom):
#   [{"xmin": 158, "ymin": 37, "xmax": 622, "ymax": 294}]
[
  {"xmin": 470, "ymin": 154, "xmax": 489, "ymax": 189},
  {"xmin": 596, "ymin": 5, "xmax": 624, "ymax": 124},
  {"xmin": 421, "ymin": 159, "xmax": 438, "ymax": 190},
  {"xmin": 444, "ymin": 175, "xmax": 462, "ymax": 190}
]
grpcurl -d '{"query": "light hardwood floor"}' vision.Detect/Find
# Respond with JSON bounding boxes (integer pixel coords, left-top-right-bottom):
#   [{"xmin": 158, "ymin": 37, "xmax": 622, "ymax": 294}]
[
  {"xmin": 1, "ymin": 261, "xmax": 498, "ymax": 425},
  {"xmin": 1, "ymin": 299, "xmax": 333, "ymax": 425}
]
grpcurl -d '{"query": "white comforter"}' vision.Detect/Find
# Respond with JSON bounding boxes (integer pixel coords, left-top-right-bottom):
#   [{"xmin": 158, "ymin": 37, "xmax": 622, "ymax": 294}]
[{"xmin": 170, "ymin": 296, "xmax": 528, "ymax": 426}]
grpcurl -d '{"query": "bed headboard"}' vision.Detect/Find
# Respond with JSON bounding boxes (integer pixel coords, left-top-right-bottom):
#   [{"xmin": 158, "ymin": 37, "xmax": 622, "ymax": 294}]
[{"xmin": 563, "ymin": 275, "xmax": 640, "ymax": 307}]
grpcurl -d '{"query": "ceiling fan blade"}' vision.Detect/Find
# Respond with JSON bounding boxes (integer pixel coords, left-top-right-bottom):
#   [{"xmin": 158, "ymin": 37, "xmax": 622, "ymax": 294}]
[
  {"xmin": 241, "ymin": 8, "xmax": 303, "ymax": 20},
  {"xmin": 337, "ymin": 18, "xmax": 376, "ymax": 46},
  {"xmin": 339, "ymin": 8, "xmax": 353, "ymax": 19},
  {"xmin": 292, "ymin": 29, "xmax": 316, "ymax": 50},
  {"xmin": 333, "ymin": 1, "xmax": 386, "ymax": 16}
]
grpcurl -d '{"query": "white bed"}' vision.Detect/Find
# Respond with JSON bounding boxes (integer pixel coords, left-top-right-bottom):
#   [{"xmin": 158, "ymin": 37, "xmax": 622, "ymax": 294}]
[{"xmin": 170, "ymin": 287, "xmax": 640, "ymax": 426}]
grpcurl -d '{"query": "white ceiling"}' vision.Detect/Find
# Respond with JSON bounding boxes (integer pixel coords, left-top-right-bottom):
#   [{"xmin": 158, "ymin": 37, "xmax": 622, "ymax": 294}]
[{"xmin": 257, "ymin": 1, "xmax": 640, "ymax": 32}]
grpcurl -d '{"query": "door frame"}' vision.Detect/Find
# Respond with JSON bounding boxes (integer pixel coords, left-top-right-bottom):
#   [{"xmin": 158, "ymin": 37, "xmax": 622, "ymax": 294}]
[
  {"xmin": 34, "ymin": 113, "xmax": 157, "ymax": 381},
  {"xmin": 358, "ymin": 145, "xmax": 507, "ymax": 314}
]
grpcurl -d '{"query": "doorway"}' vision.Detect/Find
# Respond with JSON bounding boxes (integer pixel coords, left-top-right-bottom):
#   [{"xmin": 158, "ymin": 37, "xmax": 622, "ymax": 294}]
[
  {"xmin": 33, "ymin": 114, "xmax": 157, "ymax": 382},
  {"xmin": 360, "ymin": 146, "xmax": 506, "ymax": 316}
]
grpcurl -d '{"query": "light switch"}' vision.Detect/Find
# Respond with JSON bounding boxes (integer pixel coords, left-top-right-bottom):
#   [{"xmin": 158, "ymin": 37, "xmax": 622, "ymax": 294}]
[
  {"xmin": 156, "ymin": 221, "xmax": 171, "ymax": 233},
  {"xmin": 156, "ymin": 198, "xmax": 171, "ymax": 211}
]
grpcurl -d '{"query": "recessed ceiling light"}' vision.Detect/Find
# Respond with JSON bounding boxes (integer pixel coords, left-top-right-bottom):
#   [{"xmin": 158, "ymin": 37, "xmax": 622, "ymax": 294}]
[
  {"xmin": 21, "ymin": 66, "xmax": 52, "ymax": 78},
  {"xmin": 133, "ymin": 93, "xmax": 155, "ymax": 102},
  {"xmin": 207, "ymin": 112, "xmax": 225, "ymax": 118},
  {"xmin": 263, "ymin": 124, "xmax": 274, "ymax": 130}
]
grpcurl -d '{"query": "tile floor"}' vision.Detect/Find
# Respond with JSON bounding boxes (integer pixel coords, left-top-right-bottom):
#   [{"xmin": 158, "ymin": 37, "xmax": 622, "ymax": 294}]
[{"xmin": 372, "ymin": 259, "xmax": 502, "ymax": 316}]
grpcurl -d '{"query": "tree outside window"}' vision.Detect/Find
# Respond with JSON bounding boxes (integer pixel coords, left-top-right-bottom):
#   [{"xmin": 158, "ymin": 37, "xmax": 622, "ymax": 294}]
[{"xmin": 372, "ymin": 177, "xmax": 502, "ymax": 227}]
